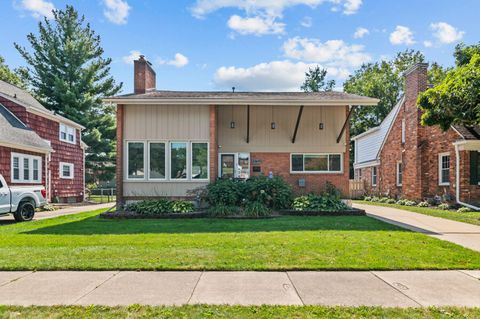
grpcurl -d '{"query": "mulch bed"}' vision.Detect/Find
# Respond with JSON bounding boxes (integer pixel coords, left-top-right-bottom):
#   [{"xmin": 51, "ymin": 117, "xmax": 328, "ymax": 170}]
[
  {"xmin": 100, "ymin": 211, "xmax": 208, "ymax": 219},
  {"xmin": 278, "ymin": 208, "xmax": 366, "ymax": 216}
]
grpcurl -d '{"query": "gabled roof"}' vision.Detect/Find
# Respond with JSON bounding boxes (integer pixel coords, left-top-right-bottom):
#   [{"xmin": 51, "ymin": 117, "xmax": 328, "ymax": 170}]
[
  {"xmin": 0, "ymin": 103, "xmax": 52, "ymax": 153},
  {"xmin": 0, "ymin": 80, "xmax": 84, "ymax": 129},
  {"xmin": 353, "ymin": 96, "xmax": 404, "ymax": 166},
  {"xmin": 453, "ymin": 125, "xmax": 480, "ymax": 140},
  {"xmin": 104, "ymin": 90, "xmax": 380, "ymax": 106}
]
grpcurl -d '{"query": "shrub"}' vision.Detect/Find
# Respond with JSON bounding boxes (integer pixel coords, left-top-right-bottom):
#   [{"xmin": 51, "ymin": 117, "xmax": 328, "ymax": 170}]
[
  {"xmin": 404, "ymin": 200, "xmax": 417, "ymax": 206},
  {"xmin": 171, "ymin": 200, "xmax": 195, "ymax": 213},
  {"xmin": 205, "ymin": 179, "xmax": 247, "ymax": 206},
  {"xmin": 324, "ymin": 181, "xmax": 341, "ymax": 199},
  {"xmin": 292, "ymin": 194, "xmax": 348, "ymax": 212},
  {"xmin": 417, "ymin": 201, "xmax": 429, "ymax": 207},
  {"xmin": 438, "ymin": 203, "xmax": 450, "ymax": 210},
  {"xmin": 386, "ymin": 198, "xmax": 396, "ymax": 204},
  {"xmin": 396, "ymin": 199, "xmax": 407, "ymax": 205},
  {"xmin": 245, "ymin": 176, "xmax": 293, "ymax": 209},
  {"xmin": 125, "ymin": 199, "xmax": 194, "ymax": 214},
  {"xmin": 292, "ymin": 195, "xmax": 310, "ymax": 211},
  {"xmin": 457, "ymin": 207, "xmax": 471, "ymax": 213},
  {"xmin": 243, "ymin": 201, "xmax": 271, "ymax": 218},
  {"xmin": 370, "ymin": 197, "xmax": 380, "ymax": 202},
  {"xmin": 208, "ymin": 204, "xmax": 240, "ymax": 217},
  {"xmin": 378, "ymin": 197, "xmax": 389, "ymax": 203},
  {"xmin": 364, "ymin": 196, "xmax": 372, "ymax": 201}
]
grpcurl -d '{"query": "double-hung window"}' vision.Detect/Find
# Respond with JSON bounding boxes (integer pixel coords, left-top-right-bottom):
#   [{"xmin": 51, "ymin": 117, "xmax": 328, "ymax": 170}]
[
  {"xmin": 11, "ymin": 153, "xmax": 42, "ymax": 183},
  {"xmin": 59, "ymin": 123, "xmax": 76, "ymax": 144},
  {"xmin": 59, "ymin": 162, "xmax": 74, "ymax": 179},
  {"xmin": 291, "ymin": 154, "xmax": 342, "ymax": 173},
  {"xmin": 372, "ymin": 166, "xmax": 377, "ymax": 186},
  {"xmin": 438, "ymin": 153, "xmax": 450, "ymax": 186},
  {"xmin": 396, "ymin": 162, "xmax": 403, "ymax": 186}
]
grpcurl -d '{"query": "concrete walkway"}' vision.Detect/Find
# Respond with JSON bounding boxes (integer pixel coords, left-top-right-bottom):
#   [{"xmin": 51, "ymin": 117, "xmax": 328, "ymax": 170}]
[
  {"xmin": 0, "ymin": 270, "xmax": 478, "ymax": 307},
  {"xmin": 0, "ymin": 202, "xmax": 114, "ymax": 222},
  {"xmin": 354, "ymin": 203, "xmax": 480, "ymax": 252}
]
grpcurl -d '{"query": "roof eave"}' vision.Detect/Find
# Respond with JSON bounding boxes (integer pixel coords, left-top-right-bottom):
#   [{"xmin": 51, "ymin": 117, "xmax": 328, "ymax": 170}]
[{"xmin": 0, "ymin": 140, "xmax": 52, "ymax": 154}]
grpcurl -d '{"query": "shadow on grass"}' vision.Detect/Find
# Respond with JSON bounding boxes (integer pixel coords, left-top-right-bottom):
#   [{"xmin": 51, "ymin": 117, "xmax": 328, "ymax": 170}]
[{"xmin": 23, "ymin": 215, "xmax": 407, "ymax": 235}]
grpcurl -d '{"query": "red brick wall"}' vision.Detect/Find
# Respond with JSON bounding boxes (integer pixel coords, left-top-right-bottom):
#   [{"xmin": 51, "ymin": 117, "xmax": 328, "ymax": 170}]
[
  {"xmin": 458, "ymin": 150, "xmax": 480, "ymax": 204},
  {"xmin": 0, "ymin": 96, "xmax": 84, "ymax": 202},
  {"xmin": 0, "ymin": 146, "xmax": 46, "ymax": 186},
  {"xmin": 356, "ymin": 166, "xmax": 380, "ymax": 195}
]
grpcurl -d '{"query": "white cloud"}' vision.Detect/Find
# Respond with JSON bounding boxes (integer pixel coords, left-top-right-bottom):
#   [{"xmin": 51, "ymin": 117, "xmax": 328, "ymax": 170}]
[
  {"xmin": 300, "ymin": 16, "xmax": 313, "ymax": 28},
  {"xmin": 353, "ymin": 27, "xmax": 369, "ymax": 39},
  {"xmin": 103, "ymin": 0, "xmax": 131, "ymax": 25},
  {"xmin": 430, "ymin": 22, "xmax": 464, "ymax": 44},
  {"xmin": 191, "ymin": 1, "xmax": 362, "ymax": 36},
  {"xmin": 157, "ymin": 53, "xmax": 189, "ymax": 68},
  {"xmin": 283, "ymin": 37, "xmax": 371, "ymax": 68},
  {"xmin": 423, "ymin": 40, "xmax": 433, "ymax": 48},
  {"xmin": 389, "ymin": 25, "xmax": 415, "ymax": 45},
  {"xmin": 19, "ymin": 0, "xmax": 55, "ymax": 19},
  {"xmin": 227, "ymin": 15, "xmax": 285, "ymax": 35},
  {"xmin": 122, "ymin": 50, "xmax": 142, "ymax": 64}
]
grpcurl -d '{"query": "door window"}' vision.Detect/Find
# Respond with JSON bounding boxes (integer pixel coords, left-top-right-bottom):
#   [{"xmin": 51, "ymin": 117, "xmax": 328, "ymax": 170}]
[{"xmin": 220, "ymin": 154, "xmax": 235, "ymax": 178}]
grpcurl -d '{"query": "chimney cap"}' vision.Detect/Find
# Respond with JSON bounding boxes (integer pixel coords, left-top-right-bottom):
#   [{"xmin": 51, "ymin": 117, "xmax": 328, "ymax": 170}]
[
  {"xmin": 138, "ymin": 55, "xmax": 146, "ymax": 61},
  {"xmin": 403, "ymin": 62, "xmax": 429, "ymax": 77}
]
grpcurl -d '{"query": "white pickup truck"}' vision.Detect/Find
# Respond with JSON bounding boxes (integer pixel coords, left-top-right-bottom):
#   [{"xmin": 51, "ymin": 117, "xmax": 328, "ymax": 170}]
[{"xmin": 0, "ymin": 174, "xmax": 47, "ymax": 221}]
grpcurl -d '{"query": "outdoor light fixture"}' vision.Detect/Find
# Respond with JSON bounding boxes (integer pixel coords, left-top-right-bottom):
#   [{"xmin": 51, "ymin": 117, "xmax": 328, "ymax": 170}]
[
  {"xmin": 230, "ymin": 121, "xmax": 235, "ymax": 129},
  {"xmin": 271, "ymin": 122, "xmax": 276, "ymax": 129},
  {"xmin": 319, "ymin": 123, "xmax": 324, "ymax": 130}
]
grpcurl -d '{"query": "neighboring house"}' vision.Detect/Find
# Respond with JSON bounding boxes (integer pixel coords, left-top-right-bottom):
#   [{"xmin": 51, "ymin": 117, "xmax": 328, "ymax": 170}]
[
  {"xmin": 353, "ymin": 63, "xmax": 480, "ymax": 209},
  {"xmin": 0, "ymin": 80, "xmax": 86, "ymax": 203},
  {"xmin": 104, "ymin": 56, "xmax": 378, "ymax": 206}
]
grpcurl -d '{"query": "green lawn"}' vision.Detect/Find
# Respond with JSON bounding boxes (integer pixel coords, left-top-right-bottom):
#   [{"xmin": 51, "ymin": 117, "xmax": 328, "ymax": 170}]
[
  {"xmin": 0, "ymin": 208, "xmax": 479, "ymax": 270},
  {"xmin": 0, "ymin": 305, "xmax": 478, "ymax": 319},
  {"xmin": 355, "ymin": 200, "xmax": 480, "ymax": 226}
]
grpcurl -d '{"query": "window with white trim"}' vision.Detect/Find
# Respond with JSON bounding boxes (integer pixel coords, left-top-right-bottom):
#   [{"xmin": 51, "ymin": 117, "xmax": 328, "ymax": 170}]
[
  {"xmin": 11, "ymin": 153, "xmax": 42, "ymax": 183},
  {"xmin": 59, "ymin": 162, "xmax": 74, "ymax": 179},
  {"xmin": 149, "ymin": 142, "xmax": 166, "ymax": 179},
  {"xmin": 401, "ymin": 118, "xmax": 406, "ymax": 144},
  {"xmin": 191, "ymin": 142, "xmax": 208, "ymax": 180},
  {"xmin": 127, "ymin": 142, "xmax": 145, "ymax": 179},
  {"xmin": 291, "ymin": 154, "xmax": 342, "ymax": 173},
  {"xmin": 439, "ymin": 153, "xmax": 450, "ymax": 186},
  {"xmin": 396, "ymin": 162, "xmax": 403, "ymax": 186},
  {"xmin": 59, "ymin": 123, "xmax": 76, "ymax": 144},
  {"xmin": 170, "ymin": 142, "xmax": 187, "ymax": 180},
  {"xmin": 372, "ymin": 166, "xmax": 377, "ymax": 186}
]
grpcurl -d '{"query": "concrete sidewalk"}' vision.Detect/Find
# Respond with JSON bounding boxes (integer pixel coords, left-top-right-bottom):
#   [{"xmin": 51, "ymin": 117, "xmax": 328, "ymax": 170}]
[
  {"xmin": 0, "ymin": 271, "xmax": 478, "ymax": 307},
  {"xmin": 0, "ymin": 202, "xmax": 114, "ymax": 222},
  {"xmin": 354, "ymin": 203, "xmax": 480, "ymax": 252}
]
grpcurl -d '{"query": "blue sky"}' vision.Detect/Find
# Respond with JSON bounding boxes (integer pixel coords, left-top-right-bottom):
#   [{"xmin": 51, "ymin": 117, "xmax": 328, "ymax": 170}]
[{"xmin": 0, "ymin": 0, "xmax": 478, "ymax": 94}]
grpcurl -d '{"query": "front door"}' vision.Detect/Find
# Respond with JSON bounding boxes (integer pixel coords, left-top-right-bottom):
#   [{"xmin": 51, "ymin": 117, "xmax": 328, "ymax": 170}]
[
  {"xmin": 219, "ymin": 153, "xmax": 250, "ymax": 179},
  {"xmin": 0, "ymin": 180, "xmax": 10, "ymax": 214}
]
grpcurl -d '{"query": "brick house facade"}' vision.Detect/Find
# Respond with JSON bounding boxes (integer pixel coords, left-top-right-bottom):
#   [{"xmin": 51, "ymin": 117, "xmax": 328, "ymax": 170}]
[
  {"xmin": 353, "ymin": 63, "xmax": 480, "ymax": 208},
  {"xmin": 106, "ymin": 56, "xmax": 378, "ymax": 206},
  {"xmin": 0, "ymin": 80, "xmax": 86, "ymax": 203}
]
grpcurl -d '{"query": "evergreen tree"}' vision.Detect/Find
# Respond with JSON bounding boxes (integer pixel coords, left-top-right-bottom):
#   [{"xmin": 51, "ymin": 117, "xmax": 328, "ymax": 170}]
[
  {"xmin": 301, "ymin": 66, "xmax": 335, "ymax": 92},
  {"xmin": 15, "ymin": 5, "xmax": 122, "ymax": 185}
]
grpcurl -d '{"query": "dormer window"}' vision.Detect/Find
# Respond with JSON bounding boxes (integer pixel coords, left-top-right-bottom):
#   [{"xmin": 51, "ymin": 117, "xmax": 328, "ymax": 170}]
[{"xmin": 60, "ymin": 123, "xmax": 76, "ymax": 144}]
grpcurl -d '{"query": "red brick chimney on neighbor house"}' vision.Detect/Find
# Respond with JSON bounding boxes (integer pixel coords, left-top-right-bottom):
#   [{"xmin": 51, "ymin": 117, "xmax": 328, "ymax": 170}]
[{"xmin": 134, "ymin": 55, "xmax": 156, "ymax": 94}]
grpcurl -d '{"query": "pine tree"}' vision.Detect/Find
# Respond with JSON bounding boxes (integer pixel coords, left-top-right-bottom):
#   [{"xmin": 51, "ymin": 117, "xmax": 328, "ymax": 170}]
[
  {"xmin": 301, "ymin": 66, "xmax": 335, "ymax": 92},
  {"xmin": 15, "ymin": 5, "xmax": 122, "ymax": 185}
]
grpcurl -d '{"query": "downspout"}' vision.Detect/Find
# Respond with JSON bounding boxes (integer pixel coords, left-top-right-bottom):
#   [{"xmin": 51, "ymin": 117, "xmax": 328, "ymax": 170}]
[{"xmin": 455, "ymin": 144, "xmax": 480, "ymax": 210}]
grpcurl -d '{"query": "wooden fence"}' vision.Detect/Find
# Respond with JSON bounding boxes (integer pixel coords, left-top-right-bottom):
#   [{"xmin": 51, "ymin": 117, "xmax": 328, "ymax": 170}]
[{"xmin": 349, "ymin": 180, "xmax": 365, "ymax": 199}]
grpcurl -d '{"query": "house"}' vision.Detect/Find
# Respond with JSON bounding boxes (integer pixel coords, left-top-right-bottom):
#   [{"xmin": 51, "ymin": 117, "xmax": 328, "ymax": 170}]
[
  {"xmin": 104, "ymin": 56, "xmax": 378, "ymax": 206},
  {"xmin": 0, "ymin": 80, "xmax": 86, "ymax": 203},
  {"xmin": 353, "ymin": 63, "xmax": 480, "ymax": 209}
]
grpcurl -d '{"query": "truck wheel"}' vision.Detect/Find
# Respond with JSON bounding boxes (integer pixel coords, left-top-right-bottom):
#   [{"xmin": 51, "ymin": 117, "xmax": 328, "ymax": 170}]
[{"xmin": 14, "ymin": 202, "xmax": 35, "ymax": 222}]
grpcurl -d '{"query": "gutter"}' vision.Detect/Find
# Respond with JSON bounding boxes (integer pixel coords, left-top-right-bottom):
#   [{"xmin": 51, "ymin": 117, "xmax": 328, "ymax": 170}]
[{"xmin": 454, "ymin": 143, "xmax": 480, "ymax": 210}]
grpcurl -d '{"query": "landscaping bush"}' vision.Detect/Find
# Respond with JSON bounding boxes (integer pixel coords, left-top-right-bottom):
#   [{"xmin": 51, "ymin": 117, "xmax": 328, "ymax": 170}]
[
  {"xmin": 292, "ymin": 194, "xmax": 349, "ymax": 212},
  {"xmin": 205, "ymin": 179, "xmax": 247, "ymax": 206},
  {"xmin": 243, "ymin": 201, "xmax": 271, "ymax": 218},
  {"xmin": 457, "ymin": 207, "xmax": 472, "ymax": 213},
  {"xmin": 417, "ymin": 201, "xmax": 429, "ymax": 207},
  {"xmin": 396, "ymin": 199, "xmax": 407, "ymax": 205},
  {"xmin": 370, "ymin": 196, "xmax": 380, "ymax": 202},
  {"xmin": 378, "ymin": 197, "xmax": 390, "ymax": 203},
  {"xmin": 386, "ymin": 198, "xmax": 396, "ymax": 204},
  {"xmin": 208, "ymin": 204, "xmax": 240, "ymax": 217},
  {"xmin": 363, "ymin": 196, "xmax": 372, "ymax": 201},
  {"xmin": 125, "ymin": 199, "xmax": 194, "ymax": 214},
  {"xmin": 245, "ymin": 176, "xmax": 293, "ymax": 209},
  {"xmin": 438, "ymin": 203, "xmax": 450, "ymax": 210},
  {"xmin": 404, "ymin": 200, "xmax": 417, "ymax": 206}
]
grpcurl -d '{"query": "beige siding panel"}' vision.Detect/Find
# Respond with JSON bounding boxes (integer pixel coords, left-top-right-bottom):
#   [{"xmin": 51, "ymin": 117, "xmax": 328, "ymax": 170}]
[
  {"xmin": 124, "ymin": 104, "xmax": 210, "ymax": 140},
  {"xmin": 124, "ymin": 182, "xmax": 208, "ymax": 197},
  {"xmin": 218, "ymin": 105, "xmax": 346, "ymax": 153}
]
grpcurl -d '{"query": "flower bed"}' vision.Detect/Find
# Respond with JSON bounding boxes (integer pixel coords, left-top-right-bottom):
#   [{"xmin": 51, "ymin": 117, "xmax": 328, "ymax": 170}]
[
  {"xmin": 279, "ymin": 208, "xmax": 366, "ymax": 216},
  {"xmin": 100, "ymin": 211, "xmax": 208, "ymax": 219}
]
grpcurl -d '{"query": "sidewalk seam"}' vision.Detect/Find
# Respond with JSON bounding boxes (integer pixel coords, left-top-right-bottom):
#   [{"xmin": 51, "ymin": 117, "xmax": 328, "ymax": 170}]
[
  {"xmin": 370, "ymin": 271, "xmax": 423, "ymax": 307},
  {"xmin": 186, "ymin": 271, "xmax": 203, "ymax": 304},
  {"xmin": 285, "ymin": 272, "xmax": 305, "ymax": 306},
  {"xmin": 73, "ymin": 271, "xmax": 120, "ymax": 304},
  {"xmin": 0, "ymin": 271, "xmax": 34, "ymax": 288},
  {"xmin": 458, "ymin": 270, "xmax": 480, "ymax": 281}
]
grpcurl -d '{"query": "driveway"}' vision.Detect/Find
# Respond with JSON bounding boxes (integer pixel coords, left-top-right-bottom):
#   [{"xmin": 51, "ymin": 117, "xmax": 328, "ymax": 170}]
[
  {"xmin": 0, "ymin": 202, "xmax": 114, "ymax": 223},
  {"xmin": 354, "ymin": 203, "xmax": 480, "ymax": 252}
]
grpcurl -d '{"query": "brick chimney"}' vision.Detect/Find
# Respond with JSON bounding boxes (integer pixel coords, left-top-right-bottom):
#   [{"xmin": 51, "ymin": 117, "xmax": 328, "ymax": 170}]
[
  {"xmin": 404, "ymin": 63, "xmax": 428, "ymax": 102},
  {"xmin": 134, "ymin": 55, "xmax": 156, "ymax": 94}
]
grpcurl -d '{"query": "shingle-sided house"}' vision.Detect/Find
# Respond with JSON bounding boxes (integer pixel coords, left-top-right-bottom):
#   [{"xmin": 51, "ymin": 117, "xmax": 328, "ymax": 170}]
[
  {"xmin": 105, "ymin": 56, "xmax": 378, "ymax": 206},
  {"xmin": 353, "ymin": 63, "xmax": 480, "ymax": 209},
  {"xmin": 0, "ymin": 80, "xmax": 86, "ymax": 203}
]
